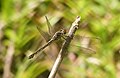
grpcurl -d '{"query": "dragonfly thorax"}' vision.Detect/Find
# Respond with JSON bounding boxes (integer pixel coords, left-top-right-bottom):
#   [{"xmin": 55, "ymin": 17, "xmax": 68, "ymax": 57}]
[{"xmin": 51, "ymin": 29, "xmax": 66, "ymax": 40}]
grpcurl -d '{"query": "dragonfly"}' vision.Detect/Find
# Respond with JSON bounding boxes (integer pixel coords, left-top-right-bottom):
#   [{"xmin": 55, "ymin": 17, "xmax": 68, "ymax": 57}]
[
  {"xmin": 29, "ymin": 16, "xmax": 66, "ymax": 59},
  {"xmin": 29, "ymin": 16, "xmax": 101, "ymax": 59}
]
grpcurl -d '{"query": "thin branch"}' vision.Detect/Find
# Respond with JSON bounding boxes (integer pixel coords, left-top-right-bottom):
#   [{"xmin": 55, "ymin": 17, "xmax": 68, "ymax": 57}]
[
  {"xmin": 48, "ymin": 16, "xmax": 81, "ymax": 78},
  {"xmin": 3, "ymin": 42, "xmax": 14, "ymax": 78}
]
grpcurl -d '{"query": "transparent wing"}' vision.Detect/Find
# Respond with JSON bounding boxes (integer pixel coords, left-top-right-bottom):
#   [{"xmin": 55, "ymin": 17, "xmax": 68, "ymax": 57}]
[
  {"xmin": 72, "ymin": 35, "xmax": 101, "ymax": 54},
  {"xmin": 73, "ymin": 44, "xmax": 96, "ymax": 54},
  {"xmin": 45, "ymin": 16, "xmax": 55, "ymax": 35},
  {"xmin": 36, "ymin": 25, "xmax": 51, "ymax": 41}
]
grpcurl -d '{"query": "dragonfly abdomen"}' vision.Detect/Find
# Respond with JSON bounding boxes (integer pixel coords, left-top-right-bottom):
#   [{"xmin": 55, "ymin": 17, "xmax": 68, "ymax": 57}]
[{"xmin": 29, "ymin": 39, "xmax": 54, "ymax": 59}]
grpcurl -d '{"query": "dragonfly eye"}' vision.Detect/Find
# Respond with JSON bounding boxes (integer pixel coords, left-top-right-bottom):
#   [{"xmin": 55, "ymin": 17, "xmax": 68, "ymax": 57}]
[
  {"xmin": 63, "ymin": 29, "xmax": 66, "ymax": 34},
  {"xmin": 60, "ymin": 29, "xmax": 66, "ymax": 34}
]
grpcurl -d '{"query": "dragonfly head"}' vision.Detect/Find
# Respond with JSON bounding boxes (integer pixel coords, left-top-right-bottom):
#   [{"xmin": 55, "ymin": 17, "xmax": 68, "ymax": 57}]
[{"xmin": 60, "ymin": 29, "xmax": 66, "ymax": 34}]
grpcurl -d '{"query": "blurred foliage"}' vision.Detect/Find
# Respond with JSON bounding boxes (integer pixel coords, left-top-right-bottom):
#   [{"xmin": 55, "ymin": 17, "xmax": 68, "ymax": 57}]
[{"xmin": 0, "ymin": 0, "xmax": 120, "ymax": 78}]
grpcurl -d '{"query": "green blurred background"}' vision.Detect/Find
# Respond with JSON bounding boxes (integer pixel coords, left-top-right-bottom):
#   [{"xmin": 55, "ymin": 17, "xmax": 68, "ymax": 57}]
[{"xmin": 0, "ymin": 0, "xmax": 120, "ymax": 78}]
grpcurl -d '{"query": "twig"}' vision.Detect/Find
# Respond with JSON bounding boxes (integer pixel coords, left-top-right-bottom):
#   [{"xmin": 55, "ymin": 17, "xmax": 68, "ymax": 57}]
[
  {"xmin": 3, "ymin": 42, "xmax": 14, "ymax": 78},
  {"xmin": 48, "ymin": 16, "xmax": 81, "ymax": 78}
]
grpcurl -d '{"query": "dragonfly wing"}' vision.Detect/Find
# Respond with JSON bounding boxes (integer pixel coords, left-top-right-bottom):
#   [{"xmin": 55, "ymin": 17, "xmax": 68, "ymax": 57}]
[
  {"xmin": 75, "ymin": 44, "xmax": 96, "ymax": 54},
  {"xmin": 73, "ymin": 35, "xmax": 101, "ymax": 54},
  {"xmin": 36, "ymin": 25, "xmax": 51, "ymax": 41},
  {"xmin": 45, "ymin": 16, "xmax": 55, "ymax": 35}
]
